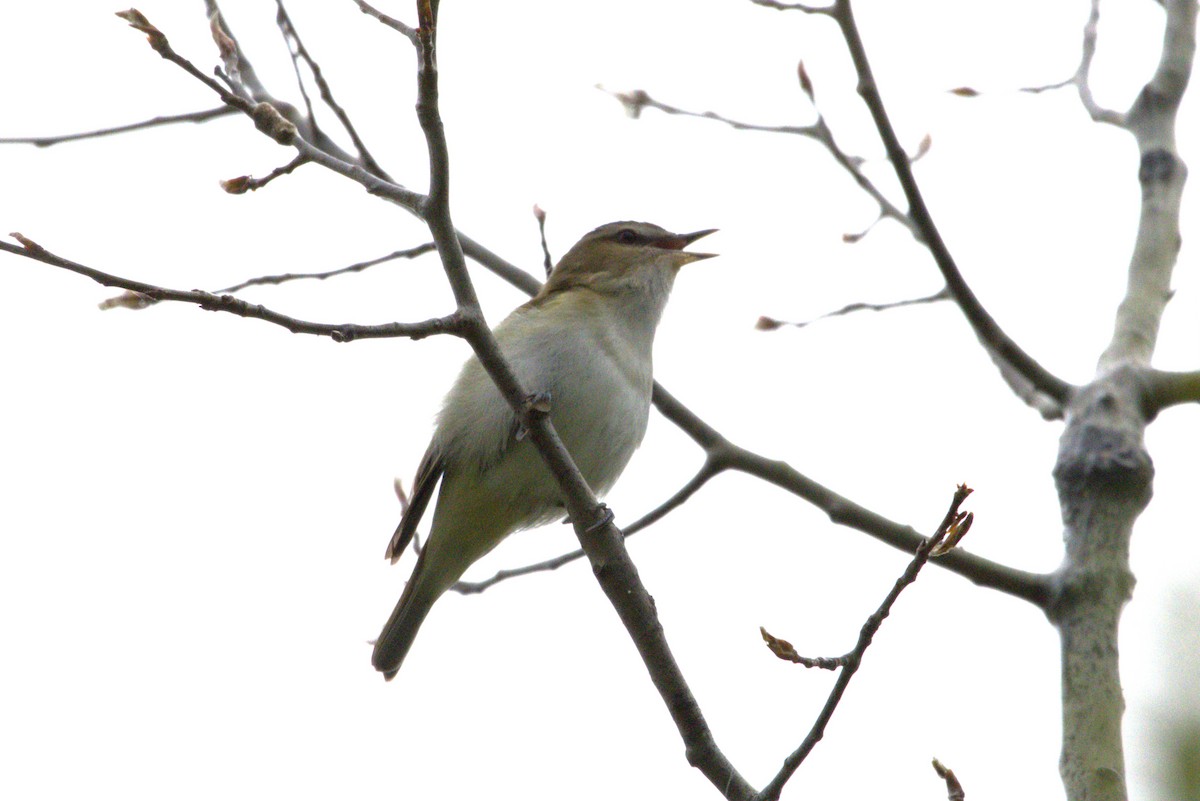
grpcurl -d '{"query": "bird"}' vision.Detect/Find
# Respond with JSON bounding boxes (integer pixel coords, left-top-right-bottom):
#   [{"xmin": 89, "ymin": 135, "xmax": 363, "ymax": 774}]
[{"xmin": 372, "ymin": 221, "xmax": 716, "ymax": 679}]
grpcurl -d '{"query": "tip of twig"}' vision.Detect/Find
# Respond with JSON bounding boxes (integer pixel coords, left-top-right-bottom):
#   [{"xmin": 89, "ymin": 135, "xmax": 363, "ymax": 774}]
[
  {"xmin": 760, "ymin": 626, "xmax": 801, "ymax": 661},
  {"xmin": 10, "ymin": 232, "xmax": 36, "ymax": 250},
  {"xmin": 797, "ymin": 60, "xmax": 815, "ymax": 102},
  {"xmin": 220, "ymin": 175, "xmax": 252, "ymax": 195},
  {"xmin": 598, "ymin": 85, "xmax": 650, "ymax": 119},
  {"xmin": 931, "ymin": 758, "xmax": 966, "ymax": 800},
  {"xmin": 115, "ymin": 8, "xmax": 153, "ymax": 31},
  {"xmin": 912, "ymin": 132, "xmax": 932, "ymax": 163},
  {"xmin": 116, "ymin": 9, "xmax": 169, "ymax": 53},
  {"xmin": 98, "ymin": 291, "xmax": 156, "ymax": 311},
  {"xmin": 929, "ymin": 484, "xmax": 975, "ymax": 557}
]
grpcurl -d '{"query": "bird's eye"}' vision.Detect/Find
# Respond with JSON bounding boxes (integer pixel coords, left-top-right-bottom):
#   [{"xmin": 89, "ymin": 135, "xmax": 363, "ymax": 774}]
[{"xmin": 615, "ymin": 229, "xmax": 639, "ymax": 244}]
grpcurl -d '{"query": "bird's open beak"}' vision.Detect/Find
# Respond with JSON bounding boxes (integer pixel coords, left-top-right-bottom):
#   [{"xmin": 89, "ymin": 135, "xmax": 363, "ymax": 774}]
[{"xmin": 662, "ymin": 228, "xmax": 718, "ymax": 263}]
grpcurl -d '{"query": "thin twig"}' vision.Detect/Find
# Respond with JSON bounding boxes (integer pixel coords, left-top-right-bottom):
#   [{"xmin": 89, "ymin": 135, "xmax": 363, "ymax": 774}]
[
  {"xmin": 755, "ymin": 486, "xmax": 974, "ymax": 801},
  {"xmin": 3, "ymin": 235, "xmax": 459, "ymax": 343},
  {"xmin": 1076, "ymin": 0, "xmax": 1128, "ymax": 126},
  {"xmin": 760, "ymin": 627, "xmax": 848, "ymax": 670},
  {"xmin": 99, "ymin": 242, "xmax": 438, "ymax": 311},
  {"xmin": 219, "ymin": 243, "xmax": 437, "ymax": 292},
  {"xmin": 452, "ymin": 456, "xmax": 723, "ymax": 594},
  {"xmin": 0, "ymin": 107, "xmax": 237, "ymax": 147},
  {"xmin": 113, "ymin": 9, "xmax": 538, "ymax": 300},
  {"xmin": 756, "ymin": 287, "xmax": 950, "ymax": 330},
  {"xmin": 602, "ymin": 86, "xmax": 918, "ymax": 240},
  {"xmin": 275, "ymin": 1, "xmax": 390, "ymax": 177},
  {"xmin": 1018, "ymin": 0, "xmax": 1126, "ymax": 126},
  {"xmin": 351, "ymin": 0, "xmax": 419, "ymax": 43},
  {"xmin": 219, "ymin": 153, "xmax": 310, "ymax": 194},
  {"xmin": 748, "ymin": 0, "xmax": 834, "ymax": 12}
]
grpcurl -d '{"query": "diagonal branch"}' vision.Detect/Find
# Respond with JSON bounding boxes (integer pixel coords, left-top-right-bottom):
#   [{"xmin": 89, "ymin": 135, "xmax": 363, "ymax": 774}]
[
  {"xmin": 409, "ymin": 4, "xmax": 753, "ymax": 798},
  {"xmin": 827, "ymin": 0, "xmax": 1075, "ymax": 414},
  {"xmin": 351, "ymin": 0, "xmax": 418, "ymax": 43},
  {"xmin": 756, "ymin": 486, "xmax": 975, "ymax": 801},
  {"xmin": 612, "ymin": 9, "xmax": 1071, "ymax": 418},
  {"xmin": 454, "ymin": 405, "xmax": 1051, "ymax": 608},
  {"xmin": 273, "ymin": 0, "xmax": 390, "ymax": 178},
  {"xmin": 649, "ymin": 384, "xmax": 1049, "ymax": 605}
]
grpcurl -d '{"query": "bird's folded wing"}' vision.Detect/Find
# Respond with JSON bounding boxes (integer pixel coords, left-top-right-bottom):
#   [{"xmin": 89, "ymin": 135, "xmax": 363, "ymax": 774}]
[{"xmin": 386, "ymin": 442, "xmax": 445, "ymax": 563}]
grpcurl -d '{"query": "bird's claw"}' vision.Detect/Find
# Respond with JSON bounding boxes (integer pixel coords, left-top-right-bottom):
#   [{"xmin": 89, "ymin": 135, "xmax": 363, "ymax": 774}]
[
  {"xmin": 584, "ymin": 503, "xmax": 614, "ymax": 533},
  {"xmin": 524, "ymin": 390, "xmax": 552, "ymax": 415}
]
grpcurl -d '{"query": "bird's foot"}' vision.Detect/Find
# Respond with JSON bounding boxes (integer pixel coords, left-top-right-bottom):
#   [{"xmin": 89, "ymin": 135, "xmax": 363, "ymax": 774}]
[
  {"xmin": 524, "ymin": 390, "xmax": 552, "ymax": 415},
  {"xmin": 515, "ymin": 391, "xmax": 553, "ymax": 441},
  {"xmin": 584, "ymin": 503, "xmax": 614, "ymax": 533}
]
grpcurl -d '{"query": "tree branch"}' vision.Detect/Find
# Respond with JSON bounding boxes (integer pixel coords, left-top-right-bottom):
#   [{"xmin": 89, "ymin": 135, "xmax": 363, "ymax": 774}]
[
  {"xmin": 826, "ymin": 0, "xmax": 1074, "ymax": 414},
  {"xmin": 217, "ymin": 243, "xmax": 438, "ymax": 293},
  {"xmin": 274, "ymin": 0, "xmax": 390, "ymax": 178},
  {"xmin": 1076, "ymin": 0, "xmax": 1130, "ymax": 126},
  {"xmin": 756, "ymin": 486, "xmax": 975, "ymax": 801},
  {"xmin": 2, "ymin": 235, "xmax": 459, "ymax": 342},
  {"xmin": 0, "ymin": 106, "xmax": 237, "ymax": 147},
  {"xmin": 451, "ymin": 455, "xmax": 723, "ymax": 595},
  {"xmin": 1048, "ymin": 4, "xmax": 1197, "ymax": 798},
  {"xmin": 1143, "ymin": 368, "xmax": 1200, "ymax": 414},
  {"xmin": 1023, "ymin": 0, "xmax": 1131, "ymax": 126},
  {"xmin": 351, "ymin": 0, "xmax": 419, "ymax": 43},
  {"xmin": 603, "ymin": 86, "xmax": 919, "ymax": 242},
  {"xmin": 98, "ymin": 243, "xmax": 438, "ymax": 311},
  {"xmin": 1096, "ymin": 0, "xmax": 1195, "ymax": 371},
  {"xmin": 408, "ymin": 5, "xmax": 754, "ymax": 798},
  {"xmin": 648, "ymin": 386, "xmax": 1050, "ymax": 606},
  {"xmin": 756, "ymin": 287, "xmax": 950, "ymax": 331},
  {"xmin": 454, "ymin": 385, "xmax": 1051, "ymax": 609},
  {"xmin": 619, "ymin": 5, "xmax": 1072, "ymax": 418}
]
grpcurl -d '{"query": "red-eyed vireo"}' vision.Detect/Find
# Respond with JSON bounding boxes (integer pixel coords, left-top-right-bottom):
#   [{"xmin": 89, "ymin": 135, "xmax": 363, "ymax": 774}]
[{"xmin": 372, "ymin": 221, "xmax": 716, "ymax": 679}]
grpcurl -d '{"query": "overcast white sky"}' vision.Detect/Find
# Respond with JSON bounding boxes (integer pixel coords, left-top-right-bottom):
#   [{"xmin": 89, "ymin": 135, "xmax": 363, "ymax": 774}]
[{"xmin": 1, "ymin": 2, "xmax": 1197, "ymax": 799}]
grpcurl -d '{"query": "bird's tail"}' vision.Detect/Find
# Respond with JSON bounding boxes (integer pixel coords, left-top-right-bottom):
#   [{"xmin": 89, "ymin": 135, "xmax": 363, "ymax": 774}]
[{"xmin": 372, "ymin": 549, "xmax": 441, "ymax": 680}]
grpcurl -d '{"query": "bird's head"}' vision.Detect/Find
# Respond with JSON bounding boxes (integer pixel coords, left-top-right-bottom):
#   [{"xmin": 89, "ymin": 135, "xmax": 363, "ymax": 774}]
[{"xmin": 533, "ymin": 221, "xmax": 717, "ymax": 303}]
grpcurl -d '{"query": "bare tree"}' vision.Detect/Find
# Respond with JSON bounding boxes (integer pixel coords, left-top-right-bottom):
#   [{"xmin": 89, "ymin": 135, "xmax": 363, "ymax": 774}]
[{"xmin": 2, "ymin": 2, "xmax": 1196, "ymax": 800}]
